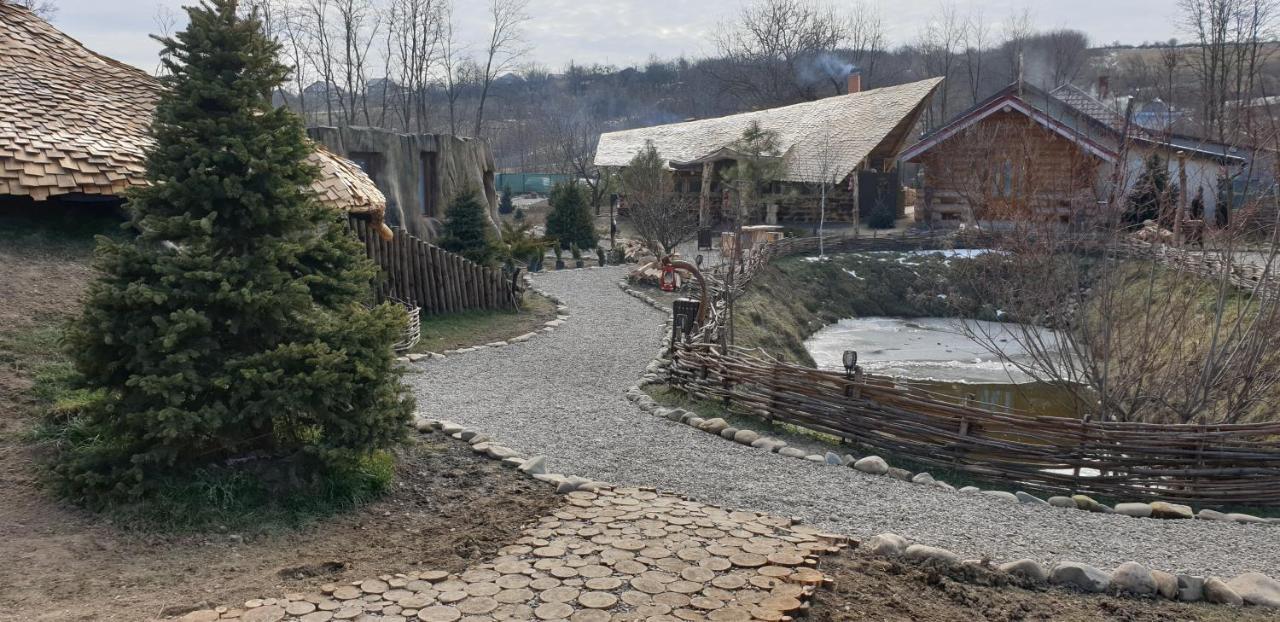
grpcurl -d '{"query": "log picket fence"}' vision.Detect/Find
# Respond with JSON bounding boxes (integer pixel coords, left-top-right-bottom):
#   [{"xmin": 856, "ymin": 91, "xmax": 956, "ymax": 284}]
[
  {"xmin": 349, "ymin": 217, "xmax": 520, "ymax": 315},
  {"xmin": 669, "ymin": 230, "xmax": 1280, "ymax": 506}
]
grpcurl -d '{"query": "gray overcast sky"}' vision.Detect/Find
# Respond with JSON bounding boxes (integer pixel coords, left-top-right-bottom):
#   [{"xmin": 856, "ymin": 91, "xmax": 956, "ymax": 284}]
[{"xmin": 49, "ymin": 0, "xmax": 1184, "ymax": 73}]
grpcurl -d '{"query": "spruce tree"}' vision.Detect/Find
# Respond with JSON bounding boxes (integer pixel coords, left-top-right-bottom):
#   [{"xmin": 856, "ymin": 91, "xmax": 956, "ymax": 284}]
[
  {"xmin": 498, "ymin": 185, "xmax": 514, "ymax": 214},
  {"xmin": 440, "ymin": 189, "xmax": 495, "ymax": 264},
  {"xmin": 545, "ymin": 182, "xmax": 597, "ymax": 250},
  {"xmin": 58, "ymin": 0, "xmax": 411, "ymax": 506},
  {"xmin": 1125, "ymin": 154, "xmax": 1178, "ymax": 227}
]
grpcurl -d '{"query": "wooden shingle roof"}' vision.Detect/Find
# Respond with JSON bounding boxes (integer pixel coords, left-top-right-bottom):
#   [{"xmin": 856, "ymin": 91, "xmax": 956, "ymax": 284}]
[{"xmin": 0, "ymin": 3, "xmax": 386, "ymax": 229}]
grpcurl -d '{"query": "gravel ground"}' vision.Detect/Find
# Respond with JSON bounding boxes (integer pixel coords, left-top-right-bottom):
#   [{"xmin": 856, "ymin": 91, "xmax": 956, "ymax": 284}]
[{"xmin": 408, "ymin": 265, "xmax": 1280, "ymax": 578}]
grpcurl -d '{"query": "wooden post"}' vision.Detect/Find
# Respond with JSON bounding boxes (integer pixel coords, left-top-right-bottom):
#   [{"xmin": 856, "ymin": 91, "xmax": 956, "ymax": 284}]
[
  {"xmin": 699, "ymin": 161, "xmax": 714, "ymax": 229},
  {"xmin": 1175, "ymin": 151, "xmax": 1188, "ymax": 247}
]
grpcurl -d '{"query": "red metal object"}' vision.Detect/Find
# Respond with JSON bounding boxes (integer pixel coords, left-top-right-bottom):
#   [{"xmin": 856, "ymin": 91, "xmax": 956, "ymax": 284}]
[{"xmin": 660, "ymin": 262, "xmax": 677, "ymax": 292}]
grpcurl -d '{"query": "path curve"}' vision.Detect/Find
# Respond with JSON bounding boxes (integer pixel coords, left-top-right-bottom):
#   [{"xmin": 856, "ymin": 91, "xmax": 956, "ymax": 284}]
[{"xmin": 408, "ymin": 265, "xmax": 1279, "ymax": 577}]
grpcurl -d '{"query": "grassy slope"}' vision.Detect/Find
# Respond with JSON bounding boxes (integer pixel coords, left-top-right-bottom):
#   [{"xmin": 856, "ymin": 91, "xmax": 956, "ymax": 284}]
[{"xmin": 410, "ymin": 292, "xmax": 558, "ymax": 354}]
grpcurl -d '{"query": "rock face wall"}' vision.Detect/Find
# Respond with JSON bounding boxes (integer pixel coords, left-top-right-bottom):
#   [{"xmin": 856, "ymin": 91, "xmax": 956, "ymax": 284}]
[{"xmin": 308, "ymin": 126, "xmax": 499, "ymax": 240}]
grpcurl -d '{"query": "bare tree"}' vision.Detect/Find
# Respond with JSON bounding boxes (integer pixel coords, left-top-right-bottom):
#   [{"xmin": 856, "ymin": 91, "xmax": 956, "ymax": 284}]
[
  {"xmin": 10, "ymin": 0, "xmax": 57, "ymax": 19},
  {"xmin": 916, "ymin": 1, "xmax": 965, "ymax": 125},
  {"xmin": 1180, "ymin": 0, "xmax": 1279, "ymax": 141},
  {"xmin": 385, "ymin": 0, "xmax": 445, "ymax": 132},
  {"xmin": 332, "ymin": 0, "xmax": 380, "ymax": 125},
  {"xmin": 439, "ymin": 3, "xmax": 473, "ymax": 136},
  {"xmin": 473, "ymin": 0, "xmax": 530, "ymax": 137},
  {"xmin": 846, "ymin": 1, "xmax": 886, "ymax": 86},
  {"xmin": 961, "ymin": 8, "xmax": 990, "ymax": 105},
  {"xmin": 619, "ymin": 142, "xmax": 698, "ymax": 255},
  {"xmin": 547, "ymin": 99, "xmax": 612, "ymax": 211},
  {"xmin": 711, "ymin": 0, "xmax": 851, "ymax": 108}
]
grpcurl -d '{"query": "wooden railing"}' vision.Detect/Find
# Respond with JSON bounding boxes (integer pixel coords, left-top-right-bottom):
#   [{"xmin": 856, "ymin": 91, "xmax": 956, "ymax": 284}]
[
  {"xmin": 669, "ymin": 230, "xmax": 1280, "ymax": 506},
  {"xmin": 350, "ymin": 218, "xmax": 520, "ymax": 314}
]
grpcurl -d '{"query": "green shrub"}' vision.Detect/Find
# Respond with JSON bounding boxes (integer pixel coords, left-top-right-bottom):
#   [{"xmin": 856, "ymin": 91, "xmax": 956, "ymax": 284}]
[
  {"xmin": 498, "ymin": 185, "xmax": 515, "ymax": 215},
  {"xmin": 866, "ymin": 198, "xmax": 897, "ymax": 229},
  {"xmin": 545, "ymin": 182, "xmax": 597, "ymax": 250},
  {"xmin": 54, "ymin": 0, "xmax": 412, "ymax": 509},
  {"xmin": 440, "ymin": 188, "xmax": 497, "ymax": 264}
]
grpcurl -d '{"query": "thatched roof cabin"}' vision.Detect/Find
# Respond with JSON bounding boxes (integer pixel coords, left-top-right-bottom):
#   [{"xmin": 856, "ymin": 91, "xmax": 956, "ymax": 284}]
[{"xmin": 0, "ymin": 2, "xmax": 390, "ymax": 236}]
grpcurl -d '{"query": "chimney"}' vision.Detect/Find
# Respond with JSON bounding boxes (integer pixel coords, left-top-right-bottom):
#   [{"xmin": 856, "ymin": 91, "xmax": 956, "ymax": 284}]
[
  {"xmin": 1098, "ymin": 75, "xmax": 1111, "ymax": 100},
  {"xmin": 846, "ymin": 70, "xmax": 862, "ymax": 94}
]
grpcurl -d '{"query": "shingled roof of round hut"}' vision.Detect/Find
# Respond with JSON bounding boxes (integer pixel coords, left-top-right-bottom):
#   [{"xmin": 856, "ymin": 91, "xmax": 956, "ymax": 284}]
[{"xmin": 0, "ymin": 2, "xmax": 390, "ymax": 236}]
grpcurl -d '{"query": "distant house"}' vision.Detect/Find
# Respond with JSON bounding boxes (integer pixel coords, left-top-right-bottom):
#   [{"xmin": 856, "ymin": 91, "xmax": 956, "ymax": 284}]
[
  {"xmin": 900, "ymin": 82, "xmax": 1247, "ymax": 226},
  {"xmin": 594, "ymin": 74, "xmax": 943, "ymax": 226},
  {"xmin": 0, "ymin": 3, "xmax": 390, "ymax": 238}
]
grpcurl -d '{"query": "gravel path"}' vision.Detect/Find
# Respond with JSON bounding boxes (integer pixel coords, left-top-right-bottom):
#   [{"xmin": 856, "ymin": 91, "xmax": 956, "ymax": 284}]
[{"xmin": 408, "ymin": 265, "xmax": 1280, "ymax": 578}]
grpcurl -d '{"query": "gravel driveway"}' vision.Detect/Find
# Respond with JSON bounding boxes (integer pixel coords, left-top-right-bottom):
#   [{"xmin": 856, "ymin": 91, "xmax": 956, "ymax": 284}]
[{"xmin": 408, "ymin": 265, "xmax": 1280, "ymax": 578}]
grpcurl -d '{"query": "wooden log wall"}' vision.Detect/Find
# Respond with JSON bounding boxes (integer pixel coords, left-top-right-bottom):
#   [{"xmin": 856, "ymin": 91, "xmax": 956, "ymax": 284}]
[
  {"xmin": 673, "ymin": 230, "xmax": 1280, "ymax": 506},
  {"xmin": 349, "ymin": 217, "xmax": 519, "ymax": 314}
]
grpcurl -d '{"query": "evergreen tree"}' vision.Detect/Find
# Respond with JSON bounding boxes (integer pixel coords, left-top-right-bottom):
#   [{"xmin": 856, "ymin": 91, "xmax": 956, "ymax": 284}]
[
  {"xmin": 1125, "ymin": 154, "xmax": 1179, "ymax": 227},
  {"xmin": 58, "ymin": 0, "xmax": 411, "ymax": 506},
  {"xmin": 545, "ymin": 182, "xmax": 597, "ymax": 249},
  {"xmin": 866, "ymin": 198, "xmax": 897, "ymax": 229},
  {"xmin": 439, "ymin": 189, "xmax": 496, "ymax": 264},
  {"xmin": 498, "ymin": 185, "xmax": 514, "ymax": 215}
]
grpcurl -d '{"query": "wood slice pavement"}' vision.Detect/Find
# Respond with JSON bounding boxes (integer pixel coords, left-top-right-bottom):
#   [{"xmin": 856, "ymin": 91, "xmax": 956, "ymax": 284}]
[{"xmin": 174, "ymin": 487, "xmax": 849, "ymax": 622}]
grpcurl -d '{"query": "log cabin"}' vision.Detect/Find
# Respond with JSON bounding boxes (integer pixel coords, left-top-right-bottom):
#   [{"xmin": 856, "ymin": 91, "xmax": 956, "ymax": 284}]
[{"xmin": 900, "ymin": 81, "xmax": 1247, "ymax": 227}]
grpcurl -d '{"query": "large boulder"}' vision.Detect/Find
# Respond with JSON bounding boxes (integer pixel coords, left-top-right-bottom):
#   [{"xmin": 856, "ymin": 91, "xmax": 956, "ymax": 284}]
[
  {"xmin": 1111, "ymin": 562, "xmax": 1157, "ymax": 595},
  {"xmin": 1226, "ymin": 572, "xmax": 1280, "ymax": 608},
  {"xmin": 1050, "ymin": 562, "xmax": 1111, "ymax": 593}
]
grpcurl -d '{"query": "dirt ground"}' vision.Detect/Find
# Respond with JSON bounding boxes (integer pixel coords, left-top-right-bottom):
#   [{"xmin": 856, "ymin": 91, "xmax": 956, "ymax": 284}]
[
  {"xmin": 0, "ymin": 439, "xmax": 560, "ymax": 622},
  {"xmin": 809, "ymin": 550, "xmax": 1273, "ymax": 622},
  {"xmin": 0, "ymin": 221, "xmax": 562, "ymax": 622}
]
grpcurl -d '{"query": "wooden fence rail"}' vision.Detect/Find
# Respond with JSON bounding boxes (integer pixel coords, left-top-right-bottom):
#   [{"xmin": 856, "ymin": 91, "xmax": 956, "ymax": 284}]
[
  {"xmin": 350, "ymin": 217, "xmax": 520, "ymax": 314},
  {"xmin": 669, "ymin": 230, "xmax": 1280, "ymax": 506}
]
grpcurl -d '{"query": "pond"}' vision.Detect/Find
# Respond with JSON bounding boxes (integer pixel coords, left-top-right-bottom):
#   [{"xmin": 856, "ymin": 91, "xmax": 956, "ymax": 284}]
[{"xmin": 805, "ymin": 316, "xmax": 1084, "ymax": 418}]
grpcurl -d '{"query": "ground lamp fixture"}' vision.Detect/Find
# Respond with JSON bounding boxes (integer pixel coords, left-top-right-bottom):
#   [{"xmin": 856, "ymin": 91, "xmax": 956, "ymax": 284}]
[{"xmin": 843, "ymin": 350, "xmax": 858, "ymax": 379}]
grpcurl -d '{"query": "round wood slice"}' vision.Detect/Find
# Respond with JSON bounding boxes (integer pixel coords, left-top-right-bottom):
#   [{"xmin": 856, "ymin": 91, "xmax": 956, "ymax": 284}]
[
  {"xmin": 787, "ymin": 568, "xmax": 825, "ymax": 585},
  {"xmin": 757, "ymin": 566, "xmax": 793, "ymax": 578},
  {"xmin": 766, "ymin": 552, "xmax": 805, "ymax": 567},
  {"xmin": 417, "ymin": 605, "xmax": 462, "ymax": 622},
  {"xmin": 728, "ymin": 553, "xmax": 768, "ymax": 568},
  {"xmin": 539, "ymin": 586, "xmax": 581, "ymax": 603},
  {"xmin": 456, "ymin": 596, "xmax": 498, "ymax": 615},
  {"xmin": 534, "ymin": 602, "xmax": 574, "ymax": 620},
  {"xmin": 578, "ymin": 591, "xmax": 619, "ymax": 609},
  {"xmin": 706, "ymin": 606, "xmax": 753, "ymax": 621},
  {"xmin": 710, "ymin": 575, "xmax": 747, "ymax": 590},
  {"xmin": 758, "ymin": 595, "xmax": 801, "ymax": 612}
]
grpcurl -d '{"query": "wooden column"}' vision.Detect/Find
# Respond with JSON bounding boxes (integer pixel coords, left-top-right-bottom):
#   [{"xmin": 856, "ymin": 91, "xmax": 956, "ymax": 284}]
[{"xmin": 699, "ymin": 161, "xmax": 714, "ymax": 228}]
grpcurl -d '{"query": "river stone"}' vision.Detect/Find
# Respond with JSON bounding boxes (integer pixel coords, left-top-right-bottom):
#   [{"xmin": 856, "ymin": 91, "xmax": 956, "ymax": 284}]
[
  {"xmin": 1111, "ymin": 562, "xmax": 1157, "ymax": 595},
  {"xmin": 1050, "ymin": 562, "xmax": 1111, "ymax": 593},
  {"xmin": 459, "ymin": 429, "xmax": 479, "ymax": 441},
  {"xmin": 1152, "ymin": 570, "xmax": 1179, "ymax": 600},
  {"xmin": 666, "ymin": 409, "xmax": 688, "ymax": 422},
  {"xmin": 1226, "ymin": 572, "xmax": 1280, "ymax": 607},
  {"xmin": 699, "ymin": 418, "xmax": 729, "ymax": 434},
  {"xmin": 959, "ymin": 486, "xmax": 980, "ymax": 494},
  {"xmin": 686, "ymin": 417, "xmax": 706, "ymax": 428},
  {"xmin": 414, "ymin": 419, "xmax": 434, "ymax": 432},
  {"xmin": 805, "ymin": 454, "xmax": 826, "ymax": 463},
  {"xmin": 865, "ymin": 533, "xmax": 907, "ymax": 557},
  {"xmin": 853, "ymin": 456, "xmax": 889, "ymax": 475},
  {"xmin": 904, "ymin": 544, "xmax": 960, "ymax": 565},
  {"xmin": 824, "ymin": 452, "xmax": 843, "ymax": 465},
  {"xmin": 1114, "ymin": 503, "xmax": 1153, "ymax": 518},
  {"xmin": 932, "ymin": 481, "xmax": 956, "ymax": 492},
  {"xmin": 778, "ymin": 447, "xmax": 807, "ymax": 458},
  {"xmin": 1150, "ymin": 502, "xmax": 1194, "ymax": 520},
  {"xmin": 1072, "ymin": 495, "xmax": 1111, "ymax": 513},
  {"xmin": 518, "ymin": 456, "xmax": 546, "ymax": 475},
  {"xmin": 1178, "ymin": 575, "xmax": 1205, "ymax": 602},
  {"xmin": 981, "ymin": 491, "xmax": 1018, "ymax": 503},
  {"xmin": 1204, "ymin": 577, "xmax": 1243, "ymax": 606},
  {"xmin": 441, "ymin": 422, "xmax": 464, "ymax": 435},
  {"xmin": 733, "ymin": 429, "xmax": 760, "ymax": 445},
  {"xmin": 911, "ymin": 472, "xmax": 936, "ymax": 485},
  {"xmin": 999, "ymin": 559, "xmax": 1049, "ymax": 582},
  {"xmin": 752, "ymin": 438, "xmax": 785, "ymax": 451},
  {"xmin": 1048, "ymin": 496, "xmax": 1076, "ymax": 508},
  {"xmin": 1225, "ymin": 513, "xmax": 1268, "ymax": 524},
  {"xmin": 1197, "ymin": 509, "xmax": 1228, "ymax": 521},
  {"xmin": 1015, "ymin": 491, "xmax": 1048, "ymax": 505},
  {"xmin": 719, "ymin": 427, "xmax": 739, "ymax": 440},
  {"xmin": 886, "ymin": 467, "xmax": 913, "ymax": 481},
  {"xmin": 841, "ymin": 454, "xmax": 857, "ymax": 466}
]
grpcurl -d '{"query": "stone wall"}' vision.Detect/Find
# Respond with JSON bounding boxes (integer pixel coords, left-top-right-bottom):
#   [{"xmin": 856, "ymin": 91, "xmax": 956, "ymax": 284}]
[{"xmin": 307, "ymin": 126, "xmax": 499, "ymax": 240}]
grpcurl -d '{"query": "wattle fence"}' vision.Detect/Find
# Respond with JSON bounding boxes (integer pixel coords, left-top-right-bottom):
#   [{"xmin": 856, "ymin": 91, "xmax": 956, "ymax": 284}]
[
  {"xmin": 350, "ymin": 218, "xmax": 520, "ymax": 315},
  {"xmin": 668, "ymin": 231, "xmax": 1280, "ymax": 506}
]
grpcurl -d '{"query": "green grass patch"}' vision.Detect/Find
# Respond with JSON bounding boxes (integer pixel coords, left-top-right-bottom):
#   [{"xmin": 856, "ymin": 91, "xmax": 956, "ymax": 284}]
[{"xmin": 411, "ymin": 292, "xmax": 558, "ymax": 353}]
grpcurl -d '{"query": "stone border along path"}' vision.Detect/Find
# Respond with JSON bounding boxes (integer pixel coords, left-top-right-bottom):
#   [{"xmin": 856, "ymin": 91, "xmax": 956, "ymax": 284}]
[{"xmin": 403, "ymin": 265, "xmax": 1280, "ymax": 579}]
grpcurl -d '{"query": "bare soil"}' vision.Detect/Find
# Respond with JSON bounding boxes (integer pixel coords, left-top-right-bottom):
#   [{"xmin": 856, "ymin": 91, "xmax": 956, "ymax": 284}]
[
  {"xmin": 0, "ymin": 439, "xmax": 560, "ymax": 622},
  {"xmin": 810, "ymin": 550, "xmax": 1273, "ymax": 622},
  {"xmin": 0, "ymin": 222, "xmax": 562, "ymax": 622}
]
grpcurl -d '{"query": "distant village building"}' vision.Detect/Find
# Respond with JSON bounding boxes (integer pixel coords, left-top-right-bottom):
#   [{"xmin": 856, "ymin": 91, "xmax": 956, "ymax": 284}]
[
  {"xmin": 900, "ymin": 81, "xmax": 1248, "ymax": 226},
  {"xmin": 308, "ymin": 126, "xmax": 502, "ymax": 241},
  {"xmin": 0, "ymin": 3, "xmax": 390, "ymax": 237},
  {"xmin": 593, "ymin": 74, "xmax": 943, "ymax": 227}
]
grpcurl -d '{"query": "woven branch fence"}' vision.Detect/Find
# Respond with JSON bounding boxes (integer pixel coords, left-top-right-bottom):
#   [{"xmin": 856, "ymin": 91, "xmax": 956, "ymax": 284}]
[
  {"xmin": 669, "ymin": 231, "xmax": 1280, "ymax": 506},
  {"xmin": 350, "ymin": 217, "xmax": 520, "ymax": 315}
]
